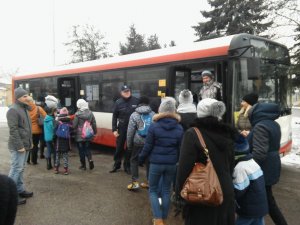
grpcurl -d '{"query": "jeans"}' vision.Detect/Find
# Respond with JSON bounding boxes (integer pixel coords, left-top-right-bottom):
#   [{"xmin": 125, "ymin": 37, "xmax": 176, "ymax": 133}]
[
  {"xmin": 77, "ymin": 141, "xmax": 92, "ymax": 162},
  {"xmin": 130, "ymin": 145, "xmax": 143, "ymax": 181},
  {"xmin": 148, "ymin": 163, "xmax": 176, "ymax": 219},
  {"xmin": 236, "ymin": 216, "xmax": 265, "ymax": 225},
  {"xmin": 45, "ymin": 141, "xmax": 56, "ymax": 161},
  {"xmin": 266, "ymin": 185, "xmax": 288, "ymax": 225},
  {"xmin": 8, "ymin": 150, "xmax": 29, "ymax": 193}
]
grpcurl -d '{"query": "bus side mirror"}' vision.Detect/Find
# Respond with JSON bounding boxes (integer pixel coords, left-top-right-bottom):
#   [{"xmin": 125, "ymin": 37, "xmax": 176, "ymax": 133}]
[{"xmin": 247, "ymin": 58, "xmax": 260, "ymax": 79}]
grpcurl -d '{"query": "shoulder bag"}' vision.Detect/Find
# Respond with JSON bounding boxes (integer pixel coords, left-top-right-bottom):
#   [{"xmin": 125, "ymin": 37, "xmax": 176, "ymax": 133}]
[
  {"xmin": 180, "ymin": 127, "xmax": 223, "ymax": 206},
  {"xmin": 37, "ymin": 106, "xmax": 44, "ymax": 126}
]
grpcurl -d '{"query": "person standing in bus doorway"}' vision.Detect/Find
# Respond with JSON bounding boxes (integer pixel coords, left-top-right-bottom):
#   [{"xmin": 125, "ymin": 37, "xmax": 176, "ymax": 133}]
[
  {"xmin": 73, "ymin": 99, "xmax": 97, "ymax": 171},
  {"xmin": 7, "ymin": 87, "xmax": 33, "ymax": 205},
  {"xmin": 110, "ymin": 85, "xmax": 139, "ymax": 173},
  {"xmin": 236, "ymin": 93, "xmax": 258, "ymax": 137},
  {"xmin": 199, "ymin": 70, "xmax": 222, "ymax": 101},
  {"xmin": 247, "ymin": 103, "xmax": 288, "ymax": 225}
]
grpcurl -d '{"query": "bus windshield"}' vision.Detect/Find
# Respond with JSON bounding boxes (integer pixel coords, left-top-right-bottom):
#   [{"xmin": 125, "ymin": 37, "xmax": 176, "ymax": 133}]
[{"xmin": 232, "ymin": 58, "xmax": 291, "ymax": 114}]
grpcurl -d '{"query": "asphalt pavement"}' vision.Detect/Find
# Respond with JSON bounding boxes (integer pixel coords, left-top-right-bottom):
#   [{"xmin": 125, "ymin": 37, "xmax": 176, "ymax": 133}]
[{"xmin": 0, "ymin": 125, "xmax": 299, "ymax": 225}]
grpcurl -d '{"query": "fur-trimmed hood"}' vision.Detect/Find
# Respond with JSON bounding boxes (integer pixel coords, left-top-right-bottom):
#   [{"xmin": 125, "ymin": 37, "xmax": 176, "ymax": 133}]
[
  {"xmin": 153, "ymin": 112, "xmax": 181, "ymax": 131},
  {"xmin": 153, "ymin": 112, "xmax": 181, "ymax": 122}
]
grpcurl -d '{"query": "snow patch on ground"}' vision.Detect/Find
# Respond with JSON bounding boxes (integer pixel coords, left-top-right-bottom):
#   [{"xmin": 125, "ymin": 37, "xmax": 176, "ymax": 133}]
[{"xmin": 281, "ymin": 112, "xmax": 300, "ymax": 168}]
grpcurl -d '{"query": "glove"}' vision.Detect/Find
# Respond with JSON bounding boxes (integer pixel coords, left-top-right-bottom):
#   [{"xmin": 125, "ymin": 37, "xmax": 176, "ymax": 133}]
[{"xmin": 172, "ymin": 193, "xmax": 186, "ymax": 217}]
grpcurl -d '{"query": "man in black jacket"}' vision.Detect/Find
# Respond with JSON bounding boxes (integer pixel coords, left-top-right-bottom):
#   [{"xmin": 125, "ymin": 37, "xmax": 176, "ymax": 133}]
[{"xmin": 110, "ymin": 85, "xmax": 139, "ymax": 173}]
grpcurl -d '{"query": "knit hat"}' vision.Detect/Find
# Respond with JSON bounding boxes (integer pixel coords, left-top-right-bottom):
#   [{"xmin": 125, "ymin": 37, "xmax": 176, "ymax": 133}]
[
  {"xmin": 242, "ymin": 93, "xmax": 258, "ymax": 106},
  {"xmin": 178, "ymin": 89, "xmax": 193, "ymax": 104},
  {"xmin": 234, "ymin": 134, "xmax": 250, "ymax": 156},
  {"xmin": 138, "ymin": 96, "xmax": 150, "ymax": 105},
  {"xmin": 45, "ymin": 95, "xmax": 58, "ymax": 109},
  {"xmin": 14, "ymin": 87, "xmax": 28, "ymax": 100},
  {"xmin": 201, "ymin": 70, "xmax": 213, "ymax": 78},
  {"xmin": 158, "ymin": 97, "xmax": 176, "ymax": 113},
  {"xmin": 59, "ymin": 107, "xmax": 69, "ymax": 115},
  {"xmin": 197, "ymin": 98, "xmax": 226, "ymax": 119},
  {"xmin": 77, "ymin": 99, "xmax": 89, "ymax": 111}
]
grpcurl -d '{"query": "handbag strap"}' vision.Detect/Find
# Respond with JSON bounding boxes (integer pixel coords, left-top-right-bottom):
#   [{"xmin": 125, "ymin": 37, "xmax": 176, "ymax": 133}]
[{"xmin": 193, "ymin": 127, "xmax": 209, "ymax": 158}]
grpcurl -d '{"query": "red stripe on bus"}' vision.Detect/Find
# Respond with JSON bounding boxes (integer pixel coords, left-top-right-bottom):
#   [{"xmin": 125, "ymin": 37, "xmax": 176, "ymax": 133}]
[
  {"xmin": 14, "ymin": 46, "xmax": 229, "ymax": 80},
  {"xmin": 280, "ymin": 140, "xmax": 292, "ymax": 154}
]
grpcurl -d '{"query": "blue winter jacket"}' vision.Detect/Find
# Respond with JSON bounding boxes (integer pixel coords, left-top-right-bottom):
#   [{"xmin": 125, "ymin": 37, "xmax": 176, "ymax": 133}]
[
  {"xmin": 139, "ymin": 113, "xmax": 183, "ymax": 165},
  {"xmin": 247, "ymin": 103, "xmax": 281, "ymax": 186},
  {"xmin": 44, "ymin": 115, "xmax": 55, "ymax": 142}
]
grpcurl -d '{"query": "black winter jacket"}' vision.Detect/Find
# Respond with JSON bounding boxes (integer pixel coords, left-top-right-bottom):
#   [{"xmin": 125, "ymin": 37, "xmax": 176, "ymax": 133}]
[
  {"xmin": 248, "ymin": 103, "xmax": 281, "ymax": 186},
  {"xmin": 176, "ymin": 117, "xmax": 236, "ymax": 225},
  {"xmin": 112, "ymin": 96, "xmax": 139, "ymax": 132}
]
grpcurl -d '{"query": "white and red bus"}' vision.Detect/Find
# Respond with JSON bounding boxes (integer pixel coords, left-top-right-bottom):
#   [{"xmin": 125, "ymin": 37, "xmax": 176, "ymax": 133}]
[{"xmin": 13, "ymin": 33, "xmax": 292, "ymax": 153}]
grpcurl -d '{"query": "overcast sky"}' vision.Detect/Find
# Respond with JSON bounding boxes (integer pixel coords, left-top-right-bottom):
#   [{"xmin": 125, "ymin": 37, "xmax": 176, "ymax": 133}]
[{"xmin": 0, "ymin": 0, "xmax": 298, "ymax": 75}]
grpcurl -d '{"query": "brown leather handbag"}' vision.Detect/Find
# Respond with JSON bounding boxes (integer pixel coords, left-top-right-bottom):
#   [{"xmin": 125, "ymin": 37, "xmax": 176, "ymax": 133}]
[{"xmin": 180, "ymin": 127, "xmax": 223, "ymax": 206}]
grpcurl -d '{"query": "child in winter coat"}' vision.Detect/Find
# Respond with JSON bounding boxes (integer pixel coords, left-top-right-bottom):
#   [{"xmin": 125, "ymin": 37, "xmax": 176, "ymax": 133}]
[
  {"xmin": 43, "ymin": 107, "xmax": 57, "ymax": 170},
  {"xmin": 54, "ymin": 107, "xmax": 72, "ymax": 175},
  {"xmin": 233, "ymin": 134, "xmax": 268, "ymax": 225}
]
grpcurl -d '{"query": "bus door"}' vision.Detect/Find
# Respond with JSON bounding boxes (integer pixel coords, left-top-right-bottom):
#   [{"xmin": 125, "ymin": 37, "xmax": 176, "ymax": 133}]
[
  {"xmin": 57, "ymin": 77, "xmax": 79, "ymax": 114},
  {"xmin": 171, "ymin": 68, "xmax": 191, "ymax": 101}
]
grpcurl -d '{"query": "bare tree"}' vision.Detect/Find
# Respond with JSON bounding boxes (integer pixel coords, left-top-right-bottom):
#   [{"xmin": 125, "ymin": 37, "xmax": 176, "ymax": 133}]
[{"xmin": 65, "ymin": 24, "xmax": 110, "ymax": 63}]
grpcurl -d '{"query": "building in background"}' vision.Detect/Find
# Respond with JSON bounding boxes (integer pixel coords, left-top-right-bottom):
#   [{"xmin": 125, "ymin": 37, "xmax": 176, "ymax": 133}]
[{"xmin": 0, "ymin": 77, "xmax": 12, "ymax": 106}]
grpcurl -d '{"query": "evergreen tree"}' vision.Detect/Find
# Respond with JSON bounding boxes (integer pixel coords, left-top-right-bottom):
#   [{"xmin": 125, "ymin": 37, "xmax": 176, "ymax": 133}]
[
  {"xmin": 169, "ymin": 40, "xmax": 176, "ymax": 47},
  {"xmin": 119, "ymin": 25, "xmax": 148, "ymax": 55},
  {"xmin": 193, "ymin": 0, "xmax": 272, "ymax": 41},
  {"xmin": 65, "ymin": 24, "xmax": 110, "ymax": 63},
  {"xmin": 147, "ymin": 34, "xmax": 161, "ymax": 50}
]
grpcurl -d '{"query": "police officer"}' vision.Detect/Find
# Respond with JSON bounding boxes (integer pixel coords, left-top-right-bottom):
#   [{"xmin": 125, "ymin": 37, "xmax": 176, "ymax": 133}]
[
  {"xmin": 110, "ymin": 85, "xmax": 139, "ymax": 173},
  {"xmin": 199, "ymin": 70, "xmax": 222, "ymax": 101}
]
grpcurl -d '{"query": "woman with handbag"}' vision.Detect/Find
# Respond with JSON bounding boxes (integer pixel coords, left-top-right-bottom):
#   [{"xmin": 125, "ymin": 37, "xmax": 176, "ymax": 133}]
[
  {"xmin": 28, "ymin": 99, "xmax": 47, "ymax": 164},
  {"xmin": 139, "ymin": 97, "xmax": 184, "ymax": 225},
  {"xmin": 176, "ymin": 98, "xmax": 236, "ymax": 225}
]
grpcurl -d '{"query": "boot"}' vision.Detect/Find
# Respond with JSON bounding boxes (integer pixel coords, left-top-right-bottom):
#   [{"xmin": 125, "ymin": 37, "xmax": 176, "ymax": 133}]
[
  {"xmin": 47, "ymin": 158, "xmax": 53, "ymax": 170},
  {"xmin": 79, "ymin": 159, "xmax": 86, "ymax": 170},
  {"xmin": 152, "ymin": 219, "xmax": 164, "ymax": 225},
  {"xmin": 64, "ymin": 167, "xmax": 69, "ymax": 175},
  {"xmin": 40, "ymin": 142, "xmax": 45, "ymax": 159},
  {"xmin": 54, "ymin": 166, "xmax": 59, "ymax": 174},
  {"xmin": 32, "ymin": 149, "xmax": 38, "ymax": 165},
  {"xmin": 27, "ymin": 152, "xmax": 31, "ymax": 164},
  {"xmin": 89, "ymin": 160, "xmax": 94, "ymax": 170},
  {"xmin": 163, "ymin": 219, "xmax": 168, "ymax": 225},
  {"xmin": 109, "ymin": 164, "xmax": 121, "ymax": 173}
]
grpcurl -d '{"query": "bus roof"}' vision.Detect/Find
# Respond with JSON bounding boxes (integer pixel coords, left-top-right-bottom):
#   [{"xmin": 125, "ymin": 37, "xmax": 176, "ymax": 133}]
[{"xmin": 14, "ymin": 34, "xmax": 238, "ymax": 80}]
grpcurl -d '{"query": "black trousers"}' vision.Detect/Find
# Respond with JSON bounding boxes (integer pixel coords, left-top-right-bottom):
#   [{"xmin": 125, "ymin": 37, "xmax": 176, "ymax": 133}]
[
  {"xmin": 266, "ymin": 185, "xmax": 288, "ymax": 225},
  {"xmin": 114, "ymin": 128, "xmax": 131, "ymax": 168},
  {"xmin": 28, "ymin": 134, "xmax": 41, "ymax": 164}
]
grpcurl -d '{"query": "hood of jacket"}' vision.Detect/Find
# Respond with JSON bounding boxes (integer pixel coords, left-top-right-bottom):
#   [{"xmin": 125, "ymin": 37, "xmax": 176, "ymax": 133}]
[
  {"xmin": 135, "ymin": 105, "xmax": 152, "ymax": 114},
  {"xmin": 249, "ymin": 103, "xmax": 280, "ymax": 126},
  {"xmin": 75, "ymin": 109, "xmax": 92, "ymax": 120},
  {"xmin": 153, "ymin": 112, "xmax": 181, "ymax": 131}
]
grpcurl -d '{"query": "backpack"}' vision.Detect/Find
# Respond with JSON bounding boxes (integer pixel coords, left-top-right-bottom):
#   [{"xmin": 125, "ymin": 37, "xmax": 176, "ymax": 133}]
[
  {"xmin": 137, "ymin": 113, "xmax": 152, "ymax": 137},
  {"xmin": 81, "ymin": 120, "xmax": 94, "ymax": 139},
  {"xmin": 56, "ymin": 121, "xmax": 70, "ymax": 139}
]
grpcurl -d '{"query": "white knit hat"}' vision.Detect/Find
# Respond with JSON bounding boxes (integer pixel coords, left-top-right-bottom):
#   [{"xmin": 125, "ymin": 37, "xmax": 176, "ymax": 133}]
[
  {"xmin": 76, "ymin": 99, "xmax": 89, "ymax": 111},
  {"xmin": 178, "ymin": 89, "xmax": 193, "ymax": 104},
  {"xmin": 45, "ymin": 95, "xmax": 58, "ymax": 109},
  {"xmin": 158, "ymin": 97, "xmax": 176, "ymax": 113},
  {"xmin": 197, "ymin": 98, "xmax": 226, "ymax": 119}
]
